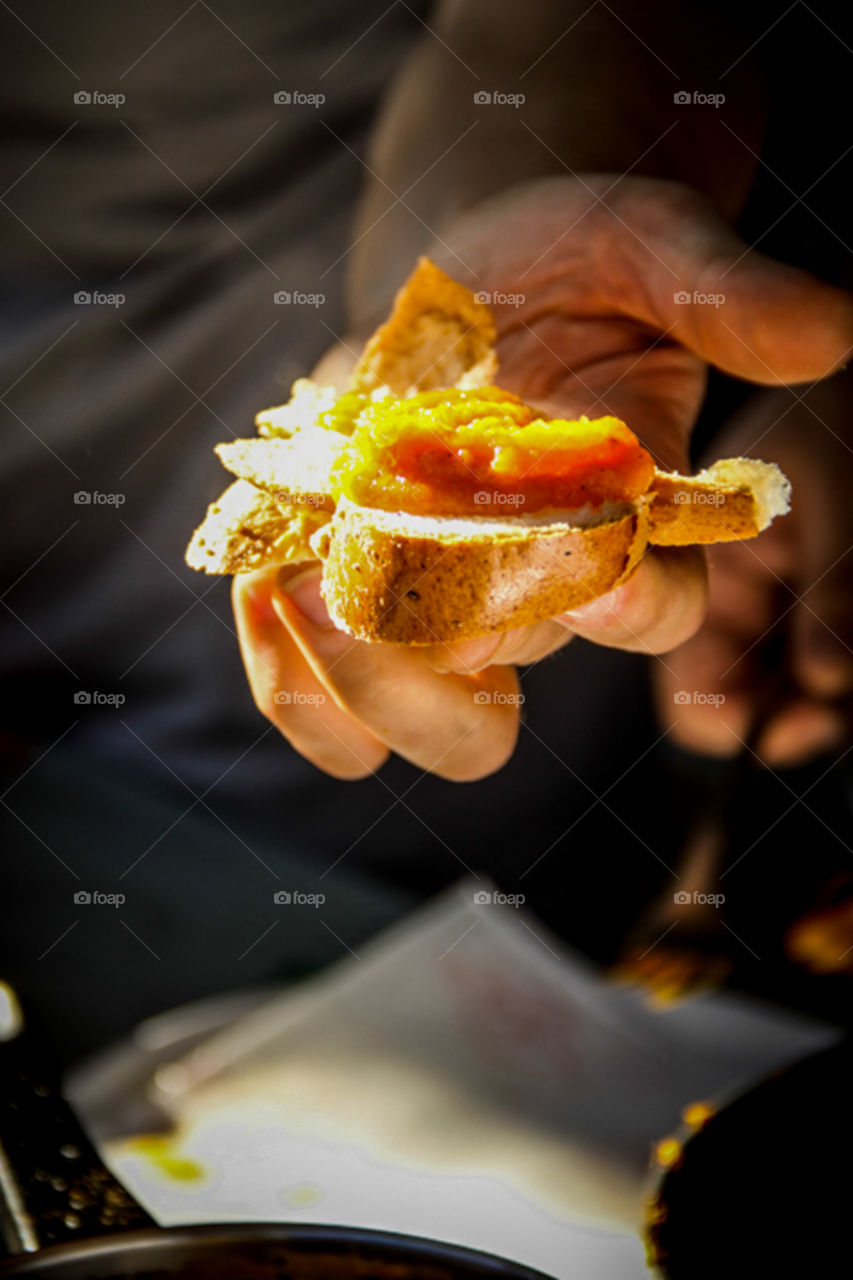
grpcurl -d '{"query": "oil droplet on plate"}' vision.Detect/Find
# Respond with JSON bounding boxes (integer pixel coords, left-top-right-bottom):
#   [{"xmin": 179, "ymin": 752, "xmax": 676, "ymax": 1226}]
[
  {"xmin": 280, "ymin": 1183, "xmax": 324, "ymax": 1209},
  {"xmin": 128, "ymin": 1135, "xmax": 205, "ymax": 1183}
]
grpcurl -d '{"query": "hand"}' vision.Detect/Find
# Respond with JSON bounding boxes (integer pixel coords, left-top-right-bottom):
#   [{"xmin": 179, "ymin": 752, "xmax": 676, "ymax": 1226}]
[
  {"xmin": 232, "ymin": 564, "xmax": 523, "ymax": 779},
  {"xmin": 234, "ymin": 176, "xmax": 853, "ymax": 779},
  {"xmin": 654, "ymin": 371, "xmax": 853, "ymax": 766},
  {"xmin": 421, "ymin": 175, "xmax": 853, "ymax": 671}
]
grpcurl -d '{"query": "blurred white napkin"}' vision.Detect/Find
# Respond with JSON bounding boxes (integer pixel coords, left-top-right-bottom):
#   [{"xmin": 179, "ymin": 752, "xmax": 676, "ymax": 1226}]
[{"xmin": 104, "ymin": 879, "xmax": 837, "ymax": 1279}]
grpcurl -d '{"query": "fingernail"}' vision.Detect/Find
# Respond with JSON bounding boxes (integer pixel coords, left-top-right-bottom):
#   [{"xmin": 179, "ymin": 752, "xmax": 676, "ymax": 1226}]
[
  {"xmin": 562, "ymin": 595, "xmax": 615, "ymax": 625},
  {"xmin": 278, "ymin": 568, "xmax": 334, "ymax": 628},
  {"xmin": 425, "ymin": 636, "xmax": 503, "ymax": 674}
]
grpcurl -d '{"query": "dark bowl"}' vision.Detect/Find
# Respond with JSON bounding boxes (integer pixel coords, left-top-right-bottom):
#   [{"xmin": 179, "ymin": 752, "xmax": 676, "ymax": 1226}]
[
  {"xmin": 646, "ymin": 1039, "xmax": 853, "ymax": 1277},
  {"xmin": 0, "ymin": 1223, "xmax": 557, "ymax": 1280}
]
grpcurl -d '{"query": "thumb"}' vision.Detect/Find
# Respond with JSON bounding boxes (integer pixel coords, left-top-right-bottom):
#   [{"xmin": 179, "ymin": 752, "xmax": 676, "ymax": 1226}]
[{"xmin": 627, "ymin": 189, "xmax": 853, "ymax": 385}]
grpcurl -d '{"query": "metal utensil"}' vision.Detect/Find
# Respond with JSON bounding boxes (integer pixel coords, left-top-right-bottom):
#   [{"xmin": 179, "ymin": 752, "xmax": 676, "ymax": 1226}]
[{"xmin": 0, "ymin": 982, "xmax": 555, "ymax": 1280}]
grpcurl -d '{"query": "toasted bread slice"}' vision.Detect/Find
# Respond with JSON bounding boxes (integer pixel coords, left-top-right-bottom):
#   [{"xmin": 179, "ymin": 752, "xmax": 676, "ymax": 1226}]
[
  {"xmin": 647, "ymin": 458, "xmax": 791, "ymax": 545},
  {"xmin": 351, "ymin": 258, "xmax": 498, "ymax": 396},
  {"xmin": 214, "ymin": 431, "xmax": 343, "ymax": 504},
  {"xmin": 185, "ymin": 479, "xmax": 327, "ymax": 575},
  {"xmin": 312, "ymin": 498, "xmax": 649, "ymax": 644},
  {"xmin": 187, "ymin": 258, "xmax": 502, "ymax": 579},
  {"xmin": 185, "ymin": 257, "xmax": 793, "ymax": 643},
  {"xmin": 310, "ymin": 450, "xmax": 791, "ymax": 644}
]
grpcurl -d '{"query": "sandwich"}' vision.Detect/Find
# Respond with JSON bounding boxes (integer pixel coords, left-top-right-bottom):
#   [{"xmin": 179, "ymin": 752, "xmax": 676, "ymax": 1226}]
[{"xmin": 185, "ymin": 258, "xmax": 790, "ymax": 645}]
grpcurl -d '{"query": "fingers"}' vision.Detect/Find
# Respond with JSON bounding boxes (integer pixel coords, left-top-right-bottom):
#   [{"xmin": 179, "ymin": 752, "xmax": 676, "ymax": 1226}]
[
  {"xmin": 423, "ymin": 617, "xmax": 573, "ymax": 675},
  {"xmin": 232, "ymin": 568, "xmax": 390, "ymax": 779},
  {"xmin": 234, "ymin": 565, "xmax": 524, "ymax": 780},
  {"xmin": 768, "ymin": 526, "xmax": 853, "ymax": 759},
  {"xmin": 653, "ymin": 539, "xmax": 773, "ymax": 756},
  {"xmin": 653, "ymin": 536, "xmax": 849, "ymax": 766},
  {"xmin": 561, "ymin": 546, "xmax": 708, "ymax": 654},
  {"xmin": 423, "ymin": 547, "xmax": 706, "ymax": 675},
  {"xmin": 664, "ymin": 250, "xmax": 853, "ymax": 385},
  {"xmin": 273, "ymin": 568, "xmax": 522, "ymax": 780},
  {"xmin": 615, "ymin": 182, "xmax": 853, "ymax": 385},
  {"xmin": 755, "ymin": 700, "xmax": 847, "ymax": 766}
]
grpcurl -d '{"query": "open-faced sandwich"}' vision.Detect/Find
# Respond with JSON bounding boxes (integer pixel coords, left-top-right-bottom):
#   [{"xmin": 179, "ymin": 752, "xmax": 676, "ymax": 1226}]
[{"xmin": 186, "ymin": 259, "xmax": 790, "ymax": 644}]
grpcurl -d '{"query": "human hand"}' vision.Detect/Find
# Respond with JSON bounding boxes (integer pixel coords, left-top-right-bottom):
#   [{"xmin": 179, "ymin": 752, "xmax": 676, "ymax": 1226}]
[
  {"xmin": 653, "ymin": 370, "xmax": 853, "ymax": 767},
  {"xmin": 420, "ymin": 174, "xmax": 853, "ymax": 672},
  {"xmin": 234, "ymin": 176, "xmax": 853, "ymax": 778},
  {"xmin": 232, "ymin": 563, "xmax": 523, "ymax": 779}
]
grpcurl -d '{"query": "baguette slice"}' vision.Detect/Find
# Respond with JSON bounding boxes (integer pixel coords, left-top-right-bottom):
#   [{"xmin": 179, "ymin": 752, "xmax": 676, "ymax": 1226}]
[
  {"xmin": 647, "ymin": 458, "xmax": 792, "ymax": 545},
  {"xmin": 310, "ymin": 451, "xmax": 790, "ymax": 645},
  {"xmin": 185, "ymin": 255, "xmax": 792, "ymax": 643},
  {"xmin": 312, "ymin": 498, "xmax": 650, "ymax": 645}
]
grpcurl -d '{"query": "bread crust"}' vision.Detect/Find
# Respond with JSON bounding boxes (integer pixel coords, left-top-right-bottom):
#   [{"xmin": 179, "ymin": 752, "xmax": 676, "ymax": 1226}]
[
  {"xmin": 351, "ymin": 258, "xmax": 497, "ymax": 396},
  {"xmin": 648, "ymin": 473, "xmax": 766, "ymax": 545},
  {"xmin": 315, "ymin": 501, "xmax": 650, "ymax": 644}
]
